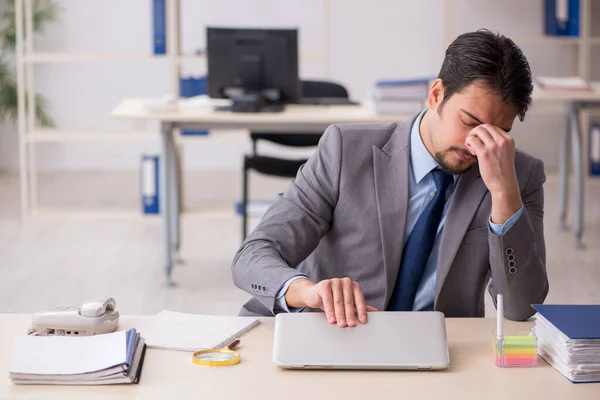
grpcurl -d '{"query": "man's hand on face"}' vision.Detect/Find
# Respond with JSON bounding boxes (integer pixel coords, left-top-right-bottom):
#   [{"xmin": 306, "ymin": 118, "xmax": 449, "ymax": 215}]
[
  {"xmin": 464, "ymin": 124, "xmax": 523, "ymax": 224},
  {"xmin": 286, "ymin": 278, "xmax": 377, "ymax": 328}
]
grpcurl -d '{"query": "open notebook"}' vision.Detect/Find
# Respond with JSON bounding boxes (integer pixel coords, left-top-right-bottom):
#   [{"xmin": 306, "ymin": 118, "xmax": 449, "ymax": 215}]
[{"xmin": 136, "ymin": 310, "xmax": 260, "ymax": 351}]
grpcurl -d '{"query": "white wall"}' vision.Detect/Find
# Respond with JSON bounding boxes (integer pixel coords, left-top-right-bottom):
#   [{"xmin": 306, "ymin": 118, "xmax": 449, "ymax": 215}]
[{"xmin": 0, "ymin": 0, "xmax": 580, "ymax": 172}]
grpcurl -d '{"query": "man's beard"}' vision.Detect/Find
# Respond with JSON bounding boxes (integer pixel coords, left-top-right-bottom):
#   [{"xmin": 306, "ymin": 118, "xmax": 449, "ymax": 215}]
[{"xmin": 434, "ymin": 146, "xmax": 474, "ymax": 174}]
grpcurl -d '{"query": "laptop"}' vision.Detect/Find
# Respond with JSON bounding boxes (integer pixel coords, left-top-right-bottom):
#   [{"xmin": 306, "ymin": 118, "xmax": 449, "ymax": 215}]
[{"xmin": 272, "ymin": 311, "xmax": 450, "ymax": 370}]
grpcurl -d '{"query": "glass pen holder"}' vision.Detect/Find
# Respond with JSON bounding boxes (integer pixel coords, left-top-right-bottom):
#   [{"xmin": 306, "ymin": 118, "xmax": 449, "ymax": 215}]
[{"xmin": 494, "ymin": 333, "xmax": 538, "ymax": 368}]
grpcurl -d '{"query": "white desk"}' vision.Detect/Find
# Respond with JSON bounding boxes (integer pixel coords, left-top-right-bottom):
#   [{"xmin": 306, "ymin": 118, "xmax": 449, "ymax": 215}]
[
  {"xmin": 1, "ymin": 314, "xmax": 598, "ymax": 399},
  {"xmin": 111, "ymin": 98, "xmax": 409, "ymax": 286},
  {"xmin": 532, "ymin": 83, "xmax": 600, "ymax": 248}
]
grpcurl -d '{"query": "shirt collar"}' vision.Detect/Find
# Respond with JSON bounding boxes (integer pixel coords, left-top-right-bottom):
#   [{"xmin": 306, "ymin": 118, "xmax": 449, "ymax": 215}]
[{"xmin": 410, "ymin": 109, "xmax": 441, "ymax": 184}]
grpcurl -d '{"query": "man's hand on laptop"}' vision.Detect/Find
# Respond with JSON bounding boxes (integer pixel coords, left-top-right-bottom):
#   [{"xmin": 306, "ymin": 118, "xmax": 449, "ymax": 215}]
[{"xmin": 285, "ymin": 277, "xmax": 377, "ymax": 327}]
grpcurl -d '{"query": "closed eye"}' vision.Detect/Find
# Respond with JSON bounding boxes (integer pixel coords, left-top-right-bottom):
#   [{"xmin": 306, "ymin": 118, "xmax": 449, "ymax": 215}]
[{"xmin": 461, "ymin": 119, "xmax": 478, "ymax": 128}]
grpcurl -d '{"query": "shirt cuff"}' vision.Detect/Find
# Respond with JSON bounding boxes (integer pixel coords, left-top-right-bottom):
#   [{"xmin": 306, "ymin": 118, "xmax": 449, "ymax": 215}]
[
  {"xmin": 488, "ymin": 205, "xmax": 524, "ymax": 236},
  {"xmin": 275, "ymin": 275, "xmax": 309, "ymax": 313}
]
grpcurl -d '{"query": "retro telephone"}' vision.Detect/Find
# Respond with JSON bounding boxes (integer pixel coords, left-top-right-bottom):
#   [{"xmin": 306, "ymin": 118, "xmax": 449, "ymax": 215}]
[{"xmin": 29, "ymin": 297, "xmax": 119, "ymax": 336}]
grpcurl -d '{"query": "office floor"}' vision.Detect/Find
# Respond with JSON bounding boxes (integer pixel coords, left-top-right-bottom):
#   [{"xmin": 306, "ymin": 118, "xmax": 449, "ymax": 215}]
[{"xmin": 0, "ymin": 171, "xmax": 599, "ymax": 317}]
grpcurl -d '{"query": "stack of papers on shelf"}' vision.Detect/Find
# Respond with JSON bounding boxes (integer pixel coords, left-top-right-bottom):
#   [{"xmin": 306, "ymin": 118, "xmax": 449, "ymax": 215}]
[
  {"xmin": 369, "ymin": 77, "xmax": 433, "ymax": 115},
  {"xmin": 536, "ymin": 76, "xmax": 591, "ymax": 91},
  {"xmin": 531, "ymin": 304, "xmax": 600, "ymax": 383},
  {"xmin": 144, "ymin": 94, "xmax": 232, "ymax": 112},
  {"xmin": 9, "ymin": 329, "xmax": 146, "ymax": 385},
  {"xmin": 136, "ymin": 310, "xmax": 260, "ymax": 351}
]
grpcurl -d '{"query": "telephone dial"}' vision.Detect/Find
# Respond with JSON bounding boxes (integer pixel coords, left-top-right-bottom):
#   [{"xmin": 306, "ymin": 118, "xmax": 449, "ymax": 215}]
[{"xmin": 29, "ymin": 297, "xmax": 119, "ymax": 336}]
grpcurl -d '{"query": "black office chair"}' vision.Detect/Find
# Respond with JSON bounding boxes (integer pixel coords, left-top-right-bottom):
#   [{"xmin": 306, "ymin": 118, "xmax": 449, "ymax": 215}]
[{"xmin": 241, "ymin": 80, "xmax": 351, "ymax": 240}]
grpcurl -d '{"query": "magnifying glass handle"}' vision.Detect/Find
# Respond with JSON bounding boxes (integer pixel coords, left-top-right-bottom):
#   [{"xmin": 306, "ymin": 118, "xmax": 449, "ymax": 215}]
[{"xmin": 226, "ymin": 339, "xmax": 241, "ymax": 351}]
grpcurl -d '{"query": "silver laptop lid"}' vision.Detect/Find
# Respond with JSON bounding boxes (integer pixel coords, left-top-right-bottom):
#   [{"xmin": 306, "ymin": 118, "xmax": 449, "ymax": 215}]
[{"xmin": 272, "ymin": 311, "xmax": 449, "ymax": 370}]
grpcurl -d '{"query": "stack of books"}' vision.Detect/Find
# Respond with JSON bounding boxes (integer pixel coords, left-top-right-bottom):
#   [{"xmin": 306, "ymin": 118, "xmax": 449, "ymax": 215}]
[
  {"xmin": 531, "ymin": 304, "xmax": 600, "ymax": 383},
  {"xmin": 9, "ymin": 329, "xmax": 146, "ymax": 385},
  {"xmin": 370, "ymin": 77, "xmax": 432, "ymax": 115}
]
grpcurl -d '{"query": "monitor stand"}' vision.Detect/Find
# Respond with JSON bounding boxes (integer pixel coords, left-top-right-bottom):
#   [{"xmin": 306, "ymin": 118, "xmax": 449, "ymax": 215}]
[{"xmin": 219, "ymin": 88, "xmax": 284, "ymax": 113}]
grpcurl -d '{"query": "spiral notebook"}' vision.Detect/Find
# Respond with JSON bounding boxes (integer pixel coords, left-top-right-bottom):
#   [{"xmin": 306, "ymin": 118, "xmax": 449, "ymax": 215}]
[{"xmin": 136, "ymin": 310, "xmax": 260, "ymax": 351}]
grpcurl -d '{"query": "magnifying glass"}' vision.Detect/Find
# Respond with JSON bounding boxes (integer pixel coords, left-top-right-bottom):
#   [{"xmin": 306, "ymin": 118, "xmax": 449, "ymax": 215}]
[{"xmin": 192, "ymin": 339, "xmax": 241, "ymax": 367}]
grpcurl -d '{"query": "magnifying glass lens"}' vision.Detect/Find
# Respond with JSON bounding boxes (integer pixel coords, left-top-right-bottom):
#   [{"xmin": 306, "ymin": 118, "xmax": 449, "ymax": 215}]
[{"xmin": 194, "ymin": 351, "xmax": 238, "ymax": 362}]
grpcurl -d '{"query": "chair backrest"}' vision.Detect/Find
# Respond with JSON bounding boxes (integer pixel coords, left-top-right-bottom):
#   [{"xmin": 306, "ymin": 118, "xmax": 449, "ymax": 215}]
[
  {"xmin": 301, "ymin": 80, "xmax": 349, "ymax": 99},
  {"xmin": 250, "ymin": 80, "xmax": 349, "ymax": 148}
]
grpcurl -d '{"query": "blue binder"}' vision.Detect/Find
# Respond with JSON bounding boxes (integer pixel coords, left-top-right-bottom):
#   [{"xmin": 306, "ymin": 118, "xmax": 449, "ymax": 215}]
[
  {"xmin": 544, "ymin": 0, "xmax": 579, "ymax": 37},
  {"xmin": 180, "ymin": 76, "xmax": 208, "ymax": 136},
  {"xmin": 589, "ymin": 125, "xmax": 600, "ymax": 176},
  {"xmin": 141, "ymin": 155, "xmax": 159, "ymax": 214},
  {"xmin": 152, "ymin": 0, "xmax": 166, "ymax": 54},
  {"xmin": 533, "ymin": 304, "xmax": 600, "ymax": 339}
]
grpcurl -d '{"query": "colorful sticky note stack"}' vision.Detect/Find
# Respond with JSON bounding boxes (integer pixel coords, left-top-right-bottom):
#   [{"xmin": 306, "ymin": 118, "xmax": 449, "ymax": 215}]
[{"xmin": 495, "ymin": 335, "xmax": 538, "ymax": 367}]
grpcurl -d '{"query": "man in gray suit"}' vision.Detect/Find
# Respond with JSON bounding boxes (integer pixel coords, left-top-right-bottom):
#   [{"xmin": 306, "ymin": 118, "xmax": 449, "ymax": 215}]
[{"xmin": 232, "ymin": 29, "xmax": 548, "ymax": 326}]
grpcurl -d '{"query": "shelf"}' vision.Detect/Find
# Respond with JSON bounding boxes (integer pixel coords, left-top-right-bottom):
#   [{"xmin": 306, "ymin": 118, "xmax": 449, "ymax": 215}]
[
  {"xmin": 23, "ymin": 51, "xmax": 328, "ymax": 64},
  {"xmin": 26, "ymin": 130, "xmax": 158, "ymax": 143},
  {"xmin": 589, "ymin": 38, "xmax": 600, "ymax": 46},
  {"xmin": 176, "ymin": 51, "xmax": 328, "ymax": 63},
  {"xmin": 512, "ymin": 35, "xmax": 580, "ymax": 46},
  {"xmin": 23, "ymin": 53, "xmax": 170, "ymax": 63}
]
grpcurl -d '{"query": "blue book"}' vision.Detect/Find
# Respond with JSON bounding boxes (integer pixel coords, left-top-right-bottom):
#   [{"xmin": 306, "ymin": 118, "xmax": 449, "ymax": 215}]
[
  {"xmin": 152, "ymin": 0, "xmax": 166, "ymax": 54},
  {"xmin": 141, "ymin": 155, "xmax": 159, "ymax": 214},
  {"xmin": 180, "ymin": 76, "xmax": 209, "ymax": 136},
  {"xmin": 533, "ymin": 304, "xmax": 600, "ymax": 339},
  {"xmin": 375, "ymin": 77, "xmax": 432, "ymax": 87},
  {"xmin": 544, "ymin": 0, "xmax": 579, "ymax": 37}
]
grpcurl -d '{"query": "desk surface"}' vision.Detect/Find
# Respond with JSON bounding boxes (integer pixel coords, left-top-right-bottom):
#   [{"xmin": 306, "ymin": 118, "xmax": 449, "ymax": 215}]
[
  {"xmin": 1, "ymin": 314, "xmax": 598, "ymax": 400},
  {"xmin": 111, "ymin": 98, "xmax": 410, "ymax": 132}
]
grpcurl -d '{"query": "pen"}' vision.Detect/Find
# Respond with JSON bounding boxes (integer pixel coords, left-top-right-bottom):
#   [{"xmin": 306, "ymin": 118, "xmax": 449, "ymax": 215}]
[{"xmin": 496, "ymin": 293, "xmax": 504, "ymax": 340}]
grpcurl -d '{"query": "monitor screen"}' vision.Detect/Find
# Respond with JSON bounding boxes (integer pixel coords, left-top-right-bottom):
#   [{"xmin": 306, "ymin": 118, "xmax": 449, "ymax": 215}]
[{"xmin": 206, "ymin": 27, "xmax": 300, "ymax": 112}]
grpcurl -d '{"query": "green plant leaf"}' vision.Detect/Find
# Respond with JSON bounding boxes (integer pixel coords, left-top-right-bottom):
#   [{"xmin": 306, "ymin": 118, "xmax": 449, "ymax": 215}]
[
  {"xmin": 1, "ymin": 0, "xmax": 61, "ymax": 50},
  {"xmin": 0, "ymin": 1, "xmax": 59, "ymax": 127}
]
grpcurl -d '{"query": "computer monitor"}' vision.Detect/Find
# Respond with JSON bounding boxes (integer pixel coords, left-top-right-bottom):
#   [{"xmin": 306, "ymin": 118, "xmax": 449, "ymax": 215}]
[{"xmin": 206, "ymin": 27, "xmax": 300, "ymax": 112}]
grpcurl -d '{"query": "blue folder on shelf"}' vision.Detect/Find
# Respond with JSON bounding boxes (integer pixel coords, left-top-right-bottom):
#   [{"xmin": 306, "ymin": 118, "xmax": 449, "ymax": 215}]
[
  {"xmin": 141, "ymin": 154, "xmax": 159, "ymax": 215},
  {"xmin": 152, "ymin": 0, "xmax": 166, "ymax": 54},
  {"xmin": 179, "ymin": 76, "xmax": 209, "ymax": 136},
  {"xmin": 544, "ymin": 0, "xmax": 579, "ymax": 37}
]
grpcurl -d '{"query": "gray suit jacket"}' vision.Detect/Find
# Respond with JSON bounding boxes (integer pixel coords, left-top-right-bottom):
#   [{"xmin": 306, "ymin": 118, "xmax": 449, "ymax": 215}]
[{"xmin": 231, "ymin": 115, "xmax": 548, "ymax": 321}]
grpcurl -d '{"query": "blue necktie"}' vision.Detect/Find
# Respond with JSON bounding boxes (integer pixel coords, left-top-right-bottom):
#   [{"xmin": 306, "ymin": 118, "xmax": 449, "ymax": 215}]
[{"xmin": 387, "ymin": 169, "xmax": 454, "ymax": 311}]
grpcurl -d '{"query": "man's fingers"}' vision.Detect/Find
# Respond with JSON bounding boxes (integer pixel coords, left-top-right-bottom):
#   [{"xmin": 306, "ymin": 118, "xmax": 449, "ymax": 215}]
[
  {"xmin": 465, "ymin": 135, "xmax": 486, "ymax": 156},
  {"xmin": 331, "ymin": 279, "xmax": 347, "ymax": 327},
  {"xmin": 469, "ymin": 126, "xmax": 494, "ymax": 147},
  {"xmin": 319, "ymin": 282, "xmax": 336, "ymax": 324},
  {"xmin": 342, "ymin": 278, "xmax": 357, "ymax": 327},
  {"xmin": 352, "ymin": 282, "xmax": 368, "ymax": 324}
]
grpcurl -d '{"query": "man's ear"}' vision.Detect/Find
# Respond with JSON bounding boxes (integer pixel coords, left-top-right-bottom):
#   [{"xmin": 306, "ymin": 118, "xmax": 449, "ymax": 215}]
[{"xmin": 427, "ymin": 78, "xmax": 445, "ymax": 111}]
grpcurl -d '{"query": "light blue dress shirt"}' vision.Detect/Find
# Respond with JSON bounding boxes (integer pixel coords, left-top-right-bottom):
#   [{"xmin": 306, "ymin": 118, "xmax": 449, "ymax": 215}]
[{"xmin": 275, "ymin": 109, "xmax": 524, "ymax": 313}]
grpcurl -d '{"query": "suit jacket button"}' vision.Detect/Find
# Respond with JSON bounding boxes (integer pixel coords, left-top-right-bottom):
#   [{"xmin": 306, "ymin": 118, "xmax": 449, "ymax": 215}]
[
  {"xmin": 508, "ymin": 260, "xmax": 516, "ymax": 268},
  {"xmin": 261, "ymin": 286, "xmax": 267, "ymax": 293},
  {"xmin": 509, "ymin": 266, "xmax": 517, "ymax": 275},
  {"xmin": 251, "ymin": 283, "xmax": 256, "ymax": 291},
  {"xmin": 507, "ymin": 254, "xmax": 515, "ymax": 261},
  {"xmin": 505, "ymin": 248, "xmax": 514, "ymax": 256}
]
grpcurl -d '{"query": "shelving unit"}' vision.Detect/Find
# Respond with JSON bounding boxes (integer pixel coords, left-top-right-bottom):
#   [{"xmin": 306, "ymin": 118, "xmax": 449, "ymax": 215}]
[
  {"xmin": 13, "ymin": 0, "xmax": 599, "ymax": 218},
  {"xmin": 13, "ymin": 0, "xmax": 333, "ymax": 218}
]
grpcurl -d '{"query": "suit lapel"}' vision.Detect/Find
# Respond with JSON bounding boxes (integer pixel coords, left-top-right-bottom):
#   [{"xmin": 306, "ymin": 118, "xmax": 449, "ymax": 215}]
[
  {"xmin": 373, "ymin": 120, "xmax": 412, "ymax": 309},
  {"xmin": 435, "ymin": 164, "xmax": 488, "ymax": 302}
]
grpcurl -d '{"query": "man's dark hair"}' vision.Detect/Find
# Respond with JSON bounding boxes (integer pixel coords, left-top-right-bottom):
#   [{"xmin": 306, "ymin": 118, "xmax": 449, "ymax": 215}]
[{"xmin": 437, "ymin": 29, "xmax": 533, "ymax": 122}]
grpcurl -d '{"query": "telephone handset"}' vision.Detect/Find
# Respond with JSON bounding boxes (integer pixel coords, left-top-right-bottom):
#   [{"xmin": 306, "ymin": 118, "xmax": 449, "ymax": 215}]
[{"xmin": 29, "ymin": 297, "xmax": 120, "ymax": 336}]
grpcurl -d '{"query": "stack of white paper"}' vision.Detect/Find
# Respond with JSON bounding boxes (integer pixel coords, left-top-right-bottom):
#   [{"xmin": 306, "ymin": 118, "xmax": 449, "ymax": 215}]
[
  {"xmin": 9, "ymin": 329, "xmax": 145, "ymax": 385},
  {"xmin": 532, "ymin": 305, "xmax": 600, "ymax": 383}
]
